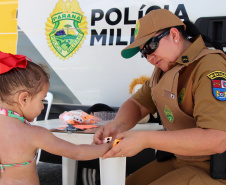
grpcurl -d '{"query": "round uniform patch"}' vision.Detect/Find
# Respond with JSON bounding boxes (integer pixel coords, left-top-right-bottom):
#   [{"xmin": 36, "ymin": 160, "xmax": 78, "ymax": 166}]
[
  {"xmin": 134, "ymin": 20, "xmax": 140, "ymax": 38},
  {"xmin": 207, "ymin": 71, "xmax": 226, "ymax": 101},
  {"xmin": 164, "ymin": 105, "xmax": 174, "ymax": 123}
]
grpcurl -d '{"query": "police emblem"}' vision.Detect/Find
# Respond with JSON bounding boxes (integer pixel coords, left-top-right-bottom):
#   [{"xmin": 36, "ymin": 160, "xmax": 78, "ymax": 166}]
[
  {"xmin": 45, "ymin": 0, "xmax": 88, "ymax": 60},
  {"xmin": 207, "ymin": 71, "xmax": 226, "ymax": 101},
  {"xmin": 164, "ymin": 105, "xmax": 174, "ymax": 123},
  {"xmin": 178, "ymin": 88, "xmax": 185, "ymax": 105},
  {"xmin": 134, "ymin": 20, "xmax": 140, "ymax": 38}
]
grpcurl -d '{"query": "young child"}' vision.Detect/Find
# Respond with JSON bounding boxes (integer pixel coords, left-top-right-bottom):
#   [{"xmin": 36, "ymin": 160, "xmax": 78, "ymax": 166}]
[{"xmin": 0, "ymin": 51, "xmax": 112, "ymax": 185}]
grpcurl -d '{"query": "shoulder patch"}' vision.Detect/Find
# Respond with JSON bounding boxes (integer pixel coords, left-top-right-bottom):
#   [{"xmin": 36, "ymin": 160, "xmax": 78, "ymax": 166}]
[{"xmin": 207, "ymin": 71, "xmax": 226, "ymax": 101}]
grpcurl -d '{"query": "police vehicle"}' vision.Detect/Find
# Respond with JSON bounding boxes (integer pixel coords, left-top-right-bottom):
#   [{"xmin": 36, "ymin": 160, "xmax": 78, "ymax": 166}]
[{"xmin": 1, "ymin": 0, "xmax": 226, "ymax": 184}]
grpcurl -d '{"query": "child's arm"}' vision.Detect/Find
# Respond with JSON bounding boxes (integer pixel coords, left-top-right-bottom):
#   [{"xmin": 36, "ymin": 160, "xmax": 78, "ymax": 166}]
[
  {"xmin": 31, "ymin": 126, "xmax": 112, "ymax": 160},
  {"xmin": 64, "ymin": 143, "xmax": 113, "ymax": 160}
]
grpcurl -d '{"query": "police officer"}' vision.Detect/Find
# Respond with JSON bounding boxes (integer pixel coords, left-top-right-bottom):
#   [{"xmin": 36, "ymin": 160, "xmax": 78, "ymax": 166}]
[{"xmin": 93, "ymin": 9, "xmax": 226, "ymax": 184}]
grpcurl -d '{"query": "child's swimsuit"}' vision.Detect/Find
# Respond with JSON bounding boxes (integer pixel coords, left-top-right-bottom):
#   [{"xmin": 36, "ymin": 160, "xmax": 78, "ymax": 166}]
[{"xmin": 0, "ymin": 108, "xmax": 37, "ymax": 172}]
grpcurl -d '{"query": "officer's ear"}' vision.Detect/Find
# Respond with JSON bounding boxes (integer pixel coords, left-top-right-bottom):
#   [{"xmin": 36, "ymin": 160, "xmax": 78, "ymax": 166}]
[{"xmin": 169, "ymin": 27, "xmax": 180, "ymax": 44}]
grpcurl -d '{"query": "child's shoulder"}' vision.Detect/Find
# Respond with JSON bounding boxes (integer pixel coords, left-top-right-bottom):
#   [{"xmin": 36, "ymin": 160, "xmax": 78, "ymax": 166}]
[
  {"xmin": 28, "ymin": 124, "xmax": 54, "ymax": 142},
  {"xmin": 0, "ymin": 114, "xmax": 24, "ymax": 128},
  {"xmin": 0, "ymin": 115, "xmax": 51, "ymax": 139},
  {"xmin": 29, "ymin": 124, "xmax": 51, "ymax": 134}
]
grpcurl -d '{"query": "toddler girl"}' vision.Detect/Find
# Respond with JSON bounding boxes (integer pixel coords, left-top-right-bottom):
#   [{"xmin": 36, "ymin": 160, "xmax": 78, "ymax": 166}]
[{"xmin": 0, "ymin": 51, "xmax": 111, "ymax": 185}]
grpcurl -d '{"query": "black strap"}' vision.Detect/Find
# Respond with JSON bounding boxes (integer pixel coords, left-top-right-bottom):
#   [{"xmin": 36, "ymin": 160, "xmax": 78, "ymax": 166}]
[
  {"xmin": 210, "ymin": 151, "xmax": 226, "ymax": 179},
  {"xmin": 155, "ymin": 150, "xmax": 174, "ymax": 162}
]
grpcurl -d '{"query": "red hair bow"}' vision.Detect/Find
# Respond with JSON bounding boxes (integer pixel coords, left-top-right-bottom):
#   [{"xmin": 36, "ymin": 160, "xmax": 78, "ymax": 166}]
[{"xmin": 0, "ymin": 51, "xmax": 31, "ymax": 74}]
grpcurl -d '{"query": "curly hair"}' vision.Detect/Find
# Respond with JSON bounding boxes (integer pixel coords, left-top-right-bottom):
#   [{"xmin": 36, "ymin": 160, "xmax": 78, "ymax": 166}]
[
  {"xmin": 129, "ymin": 75, "xmax": 150, "ymax": 94},
  {"xmin": 0, "ymin": 60, "xmax": 50, "ymax": 105}
]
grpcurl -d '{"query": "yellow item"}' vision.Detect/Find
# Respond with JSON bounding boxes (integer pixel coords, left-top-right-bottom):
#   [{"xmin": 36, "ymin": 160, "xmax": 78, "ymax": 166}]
[
  {"xmin": 0, "ymin": 0, "xmax": 18, "ymax": 54},
  {"xmin": 113, "ymin": 139, "xmax": 122, "ymax": 147}
]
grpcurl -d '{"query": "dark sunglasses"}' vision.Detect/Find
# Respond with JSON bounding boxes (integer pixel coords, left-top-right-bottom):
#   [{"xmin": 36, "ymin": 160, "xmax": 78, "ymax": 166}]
[{"xmin": 140, "ymin": 30, "xmax": 170, "ymax": 58}]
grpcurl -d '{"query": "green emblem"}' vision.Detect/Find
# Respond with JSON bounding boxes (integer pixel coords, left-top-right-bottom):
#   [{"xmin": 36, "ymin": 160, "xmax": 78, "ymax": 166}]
[
  {"xmin": 164, "ymin": 105, "xmax": 174, "ymax": 123},
  {"xmin": 134, "ymin": 20, "xmax": 140, "ymax": 38},
  {"xmin": 46, "ymin": 0, "xmax": 88, "ymax": 60},
  {"xmin": 178, "ymin": 88, "xmax": 185, "ymax": 105}
]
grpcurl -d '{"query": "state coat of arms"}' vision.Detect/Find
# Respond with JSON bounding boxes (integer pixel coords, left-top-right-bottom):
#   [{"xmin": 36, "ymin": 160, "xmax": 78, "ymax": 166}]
[
  {"xmin": 207, "ymin": 71, "xmax": 226, "ymax": 101},
  {"xmin": 46, "ymin": 0, "xmax": 88, "ymax": 60}
]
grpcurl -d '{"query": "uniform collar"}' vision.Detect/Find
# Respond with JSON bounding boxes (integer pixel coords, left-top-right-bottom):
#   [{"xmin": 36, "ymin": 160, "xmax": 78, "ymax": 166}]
[{"xmin": 175, "ymin": 35, "xmax": 206, "ymax": 66}]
